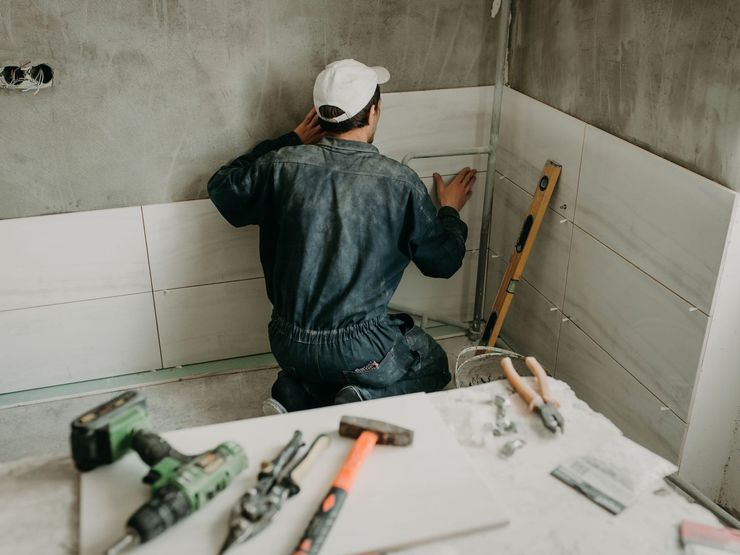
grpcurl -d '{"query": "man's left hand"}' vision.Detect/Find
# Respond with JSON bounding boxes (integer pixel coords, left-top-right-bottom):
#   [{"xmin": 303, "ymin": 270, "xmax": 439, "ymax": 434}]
[{"xmin": 294, "ymin": 107, "xmax": 325, "ymax": 144}]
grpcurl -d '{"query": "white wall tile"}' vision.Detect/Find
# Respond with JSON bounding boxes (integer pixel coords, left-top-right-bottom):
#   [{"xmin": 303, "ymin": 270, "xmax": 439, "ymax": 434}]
[
  {"xmin": 498, "ymin": 88, "xmax": 586, "ymax": 221},
  {"xmin": 391, "ymin": 251, "xmax": 478, "ymax": 324},
  {"xmin": 575, "ymin": 126, "xmax": 734, "ymax": 314},
  {"xmin": 490, "ymin": 174, "xmax": 572, "ymax": 307},
  {"xmin": 419, "ymin": 172, "xmax": 486, "ymax": 251},
  {"xmin": 485, "ymin": 253, "xmax": 562, "ymax": 371},
  {"xmin": 374, "ymin": 86, "xmax": 493, "ymax": 178},
  {"xmin": 564, "ymin": 228, "xmax": 707, "ymax": 420},
  {"xmin": 155, "ymin": 279, "xmax": 272, "ymax": 368},
  {"xmin": 0, "ymin": 293, "xmax": 160, "ymax": 394},
  {"xmin": 143, "ymin": 200, "xmax": 261, "ymax": 291},
  {"xmin": 556, "ymin": 321, "xmax": 686, "ymax": 463},
  {"xmin": 0, "ymin": 207, "xmax": 150, "ymax": 311}
]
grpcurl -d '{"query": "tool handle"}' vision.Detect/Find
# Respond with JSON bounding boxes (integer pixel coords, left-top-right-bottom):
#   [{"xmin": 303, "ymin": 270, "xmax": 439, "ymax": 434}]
[
  {"xmin": 132, "ymin": 430, "xmax": 190, "ymax": 467},
  {"xmin": 524, "ymin": 357, "xmax": 560, "ymax": 408},
  {"xmin": 292, "ymin": 431, "xmax": 378, "ymax": 555},
  {"xmin": 500, "ymin": 357, "xmax": 543, "ymax": 411},
  {"xmin": 289, "ymin": 434, "xmax": 330, "ymax": 489}
]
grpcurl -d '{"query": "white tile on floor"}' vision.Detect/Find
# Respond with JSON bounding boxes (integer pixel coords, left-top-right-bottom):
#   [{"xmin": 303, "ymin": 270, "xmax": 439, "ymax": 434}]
[
  {"xmin": 391, "ymin": 251, "xmax": 478, "ymax": 325},
  {"xmin": 490, "ymin": 174, "xmax": 573, "ymax": 307},
  {"xmin": 498, "ymin": 88, "xmax": 586, "ymax": 221},
  {"xmin": 0, "ymin": 293, "xmax": 161, "ymax": 394},
  {"xmin": 374, "ymin": 86, "xmax": 493, "ymax": 178},
  {"xmin": 575, "ymin": 125, "xmax": 734, "ymax": 314},
  {"xmin": 484, "ymin": 253, "xmax": 562, "ymax": 371},
  {"xmin": 563, "ymin": 228, "xmax": 708, "ymax": 421},
  {"xmin": 0, "ymin": 207, "xmax": 151, "ymax": 311},
  {"xmin": 420, "ymin": 172, "xmax": 486, "ymax": 251},
  {"xmin": 556, "ymin": 321, "xmax": 686, "ymax": 463},
  {"xmin": 143, "ymin": 199, "xmax": 262, "ymax": 291},
  {"xmin": 155, "ymin": 279, "xmax": 272, "ymax": 368}
]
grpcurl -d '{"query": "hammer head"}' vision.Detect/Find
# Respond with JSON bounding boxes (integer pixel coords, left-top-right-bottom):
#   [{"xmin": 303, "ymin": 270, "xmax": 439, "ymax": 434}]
[{"xmin": 339, "ymin": 416, "xmax": 414, "ymax": 446}]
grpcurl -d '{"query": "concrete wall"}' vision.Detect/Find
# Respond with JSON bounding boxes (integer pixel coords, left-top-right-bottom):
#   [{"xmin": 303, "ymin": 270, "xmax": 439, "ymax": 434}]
[
  {"xmin": 509, "ymin": 0, "xmax": 740, "ymax": 192},
  {"xmin": 0, "ymin": 0, "xmax": 500, "ymax": 219}
]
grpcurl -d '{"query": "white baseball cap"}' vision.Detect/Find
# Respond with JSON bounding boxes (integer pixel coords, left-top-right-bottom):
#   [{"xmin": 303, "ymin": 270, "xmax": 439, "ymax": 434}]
[{"xmin": 313, "ymin": 59, "xmax": 390, "ymax": 123}]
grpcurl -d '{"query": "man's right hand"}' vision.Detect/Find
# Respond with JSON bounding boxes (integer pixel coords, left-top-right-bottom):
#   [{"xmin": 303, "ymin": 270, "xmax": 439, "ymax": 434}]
[
  {"xmin": 294, "ymin": 107, "xmax": 326, "ymax": 145},
  {"xmin": 434, "ymin": 168, "xmax": 477, "ymax": 212}
]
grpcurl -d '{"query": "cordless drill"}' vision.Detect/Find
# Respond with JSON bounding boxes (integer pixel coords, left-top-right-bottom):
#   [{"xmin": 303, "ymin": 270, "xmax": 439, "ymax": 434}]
[{"xmin": 70, "ymin": 390, "xmax": 248, "ymax": 554}]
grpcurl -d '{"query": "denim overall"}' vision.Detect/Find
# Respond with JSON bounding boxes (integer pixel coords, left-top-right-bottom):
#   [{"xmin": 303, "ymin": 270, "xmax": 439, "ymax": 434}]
[{"xmin": 208, "ymin": 132, "xmax": 467, "ymax": 411}]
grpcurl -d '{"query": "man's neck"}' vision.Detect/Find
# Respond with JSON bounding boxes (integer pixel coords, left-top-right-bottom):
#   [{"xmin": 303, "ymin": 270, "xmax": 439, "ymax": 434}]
[{"xmin": 327, "ymin": 128, "xmax": 372, "ymax": 143}]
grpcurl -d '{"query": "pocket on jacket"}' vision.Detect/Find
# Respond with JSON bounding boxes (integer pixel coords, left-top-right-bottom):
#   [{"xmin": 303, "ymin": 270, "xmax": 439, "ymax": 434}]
[{"xmin": 342, "ymin": 337, "xmax": 414, "ymax": 388}]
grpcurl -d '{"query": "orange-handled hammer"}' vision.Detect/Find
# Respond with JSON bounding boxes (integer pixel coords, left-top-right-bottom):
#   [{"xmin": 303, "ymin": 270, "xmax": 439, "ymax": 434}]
[{"xmin": 292, "ymin": 416, "xmax": 414, "ymax": 555}]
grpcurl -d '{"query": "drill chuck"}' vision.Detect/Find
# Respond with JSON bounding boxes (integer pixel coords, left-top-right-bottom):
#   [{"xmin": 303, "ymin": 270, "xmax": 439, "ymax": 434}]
[{"xmin": 127, "ymin": 485, "xmax": 191, "ymax": 542}]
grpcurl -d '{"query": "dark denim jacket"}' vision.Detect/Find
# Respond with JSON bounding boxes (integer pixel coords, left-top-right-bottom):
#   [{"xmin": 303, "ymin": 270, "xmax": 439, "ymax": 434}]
[{"xmin": 207, "ymin": 132, "xmax": 467, "ymax": 336}]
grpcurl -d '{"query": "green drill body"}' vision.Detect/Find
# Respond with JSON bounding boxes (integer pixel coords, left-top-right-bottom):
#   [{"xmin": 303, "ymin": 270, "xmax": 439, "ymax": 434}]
[{"xmin": 123, "ymin": 441, "xmax": 247, "ymax": 548}]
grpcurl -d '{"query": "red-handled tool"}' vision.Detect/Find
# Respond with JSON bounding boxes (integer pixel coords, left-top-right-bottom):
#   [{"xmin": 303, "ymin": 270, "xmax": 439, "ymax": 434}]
[
  {"xmin": 292, "ymin": 416, "xmax": 414, "ymax": 555},
  {"xmin": 501, "ymin": 356, "xmax": 564, "ymax": 433}
]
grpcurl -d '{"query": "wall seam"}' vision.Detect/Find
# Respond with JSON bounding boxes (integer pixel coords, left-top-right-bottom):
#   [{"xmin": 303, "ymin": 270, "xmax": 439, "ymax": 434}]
[
  {"xmin": 554, "ymin": 124, "xmax": 588, "ymax": 376},
  {"xmin": 140, "ymin": 206, "xmax": 165, "ymax": 369},
  {"xmin": 154, "ymin": 275, "xmax": 267, "ymax": 294},
  {"xmin": 0, "ymin": 290, "xmax": 153, "ymax": 314}
]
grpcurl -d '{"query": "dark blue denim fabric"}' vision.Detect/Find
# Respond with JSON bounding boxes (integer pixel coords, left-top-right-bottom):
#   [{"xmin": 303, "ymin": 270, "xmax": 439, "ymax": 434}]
[
  {"xmin": 208, "ymin": 132, "xmax": 466, "ymax": 411},
  {"xmin": 267, "ymin": 312, "xmax": 450, "ymax": 410}
]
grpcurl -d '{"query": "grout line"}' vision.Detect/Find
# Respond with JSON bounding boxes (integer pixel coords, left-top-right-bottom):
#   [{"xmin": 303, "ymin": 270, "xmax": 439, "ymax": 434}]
[
  {"xmin": 140, "ymin": 206, "xmax": 165, "ymax": 369},
  {"xmin": 0, "ymin": 275, "xmax": 273, "ymax": 315},
  {"xmin": 555, "ymin": 203, "xmax": 578, "ymax": 376},
  {"xmin": 572, "ymin": 124, "xmax": 588, "ymax": 224},
  {"xmin": 550, "ymin": 313, "xmax": 565, "ymax": 380},
  {"xmin": 154, "ymin": 275, "xmax": 265, "ymax": 294},
  {"xmin": 563, "ymin": 317, "xmax": 688, "ymax": 425},
  {"xmin": 0, "ymin": 290, "xmax": 151, "ymax": 314}
]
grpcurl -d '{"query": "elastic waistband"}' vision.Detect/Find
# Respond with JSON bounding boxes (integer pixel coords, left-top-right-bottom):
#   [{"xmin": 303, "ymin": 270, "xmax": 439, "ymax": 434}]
[{"xmin": 269, "ymin": 312, "xmax": 395, "ymax": 344}]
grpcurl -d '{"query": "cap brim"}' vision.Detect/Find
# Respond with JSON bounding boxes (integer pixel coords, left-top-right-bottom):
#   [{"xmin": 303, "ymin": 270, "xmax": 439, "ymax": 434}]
[{"xmin": 372, "ymin": 66, "xmax": 390, "ymax": 85}]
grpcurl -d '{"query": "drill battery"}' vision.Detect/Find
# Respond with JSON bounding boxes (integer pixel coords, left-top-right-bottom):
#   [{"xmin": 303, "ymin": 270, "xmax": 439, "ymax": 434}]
[{"xmin": 70, "ymin": 390, "xmax": 150, "ymax": 471}]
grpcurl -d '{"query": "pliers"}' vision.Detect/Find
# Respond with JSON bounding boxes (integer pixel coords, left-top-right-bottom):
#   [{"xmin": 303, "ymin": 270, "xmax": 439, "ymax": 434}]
[
  {"xmin": 500, "ymin": 356, "xmax": 564, "ymax": 433},
  {"xmin": 220, "ymin": 432, "xmax": 330, "ymax": 553}
]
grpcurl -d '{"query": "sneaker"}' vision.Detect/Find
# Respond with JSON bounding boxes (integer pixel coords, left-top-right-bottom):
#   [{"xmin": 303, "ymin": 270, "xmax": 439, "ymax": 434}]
[
  {"xmin": 0, "ymin": 63, "xmax": 53, "ymax": 93},
  {"xmin": 333, "ymin": 385, "xmax": 365, "ymax": 405},
  {"xmin": 262, "ymin": 397, "xmax": 288, "ymax": 416}
]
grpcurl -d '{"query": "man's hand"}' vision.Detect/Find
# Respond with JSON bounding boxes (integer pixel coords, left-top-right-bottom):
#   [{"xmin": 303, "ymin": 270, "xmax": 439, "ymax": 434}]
[
  {"xmin": 294, "ymin": 107, "xmax": 325, "ymax": 145},
  {"xmin": 434, "ymin": 168, "xmax": 477, "ymax": 212}
]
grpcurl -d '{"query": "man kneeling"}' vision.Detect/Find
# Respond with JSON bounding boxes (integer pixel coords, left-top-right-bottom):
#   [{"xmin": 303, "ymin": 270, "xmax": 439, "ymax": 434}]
[{"xmin": 208, "ymin": 59, "xmax": 476, "ymax": 413}]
